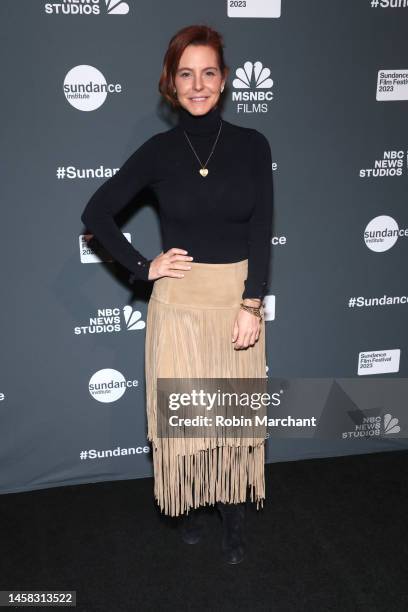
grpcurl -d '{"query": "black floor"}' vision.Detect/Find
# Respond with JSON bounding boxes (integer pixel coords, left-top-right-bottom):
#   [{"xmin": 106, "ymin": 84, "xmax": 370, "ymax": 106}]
[{"xmin": 1, "ymin": 450, "xmax": 407, "ymax": 611}]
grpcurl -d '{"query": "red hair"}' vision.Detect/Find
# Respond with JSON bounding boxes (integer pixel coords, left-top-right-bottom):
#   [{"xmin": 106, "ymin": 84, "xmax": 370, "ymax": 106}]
[{"xmin": 158, "ymin": 24, "xmax": 228, "ymax": 108}]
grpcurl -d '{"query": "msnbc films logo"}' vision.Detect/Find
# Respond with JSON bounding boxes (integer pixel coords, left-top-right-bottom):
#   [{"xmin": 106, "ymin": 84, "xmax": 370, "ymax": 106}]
[
  {"xmin": 232, "ymin": 61, "xmax": 275, "ymax": 114},
  {"xmin": 45, "ymin": 0, "xmax": 129, "ymax": 15},
  {"xmin": 74, "ymin": 306, "xmax": 146, "ymax": 335},
  {"xmin": 364, "ymin": 215, "xmax": 408, "ymax": 252},
  {"xmin": 63, "ymin": 65, "xmax": 122, "ymax": 111},
  {"xmin": 87, "ymin": 368, "xmax": 140, "ymax": 403}
]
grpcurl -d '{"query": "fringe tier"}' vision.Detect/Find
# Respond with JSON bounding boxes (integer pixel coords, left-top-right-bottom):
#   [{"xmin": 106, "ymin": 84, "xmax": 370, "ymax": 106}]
[{"xmin": 144, "ymin": 260, "xmax": 267, "ymax": 517}]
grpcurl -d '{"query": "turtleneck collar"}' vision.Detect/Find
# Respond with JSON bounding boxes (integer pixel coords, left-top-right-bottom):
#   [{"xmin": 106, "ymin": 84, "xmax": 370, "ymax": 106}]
[{"xmin": 177, "ymin": 103, "xmax": 222, "ymax": 135}]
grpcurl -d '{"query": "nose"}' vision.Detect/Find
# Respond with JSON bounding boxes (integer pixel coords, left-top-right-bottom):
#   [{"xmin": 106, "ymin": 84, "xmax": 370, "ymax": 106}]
[{"xmin": 192, "ymin": 74, "xmax": 204, "ymax": 91}]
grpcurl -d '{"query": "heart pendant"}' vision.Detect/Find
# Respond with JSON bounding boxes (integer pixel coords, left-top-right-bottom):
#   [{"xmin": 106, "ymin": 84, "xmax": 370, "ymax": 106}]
[{"xmin": 199, "ymin": 168, "xmax": 209, "ymax": 177}]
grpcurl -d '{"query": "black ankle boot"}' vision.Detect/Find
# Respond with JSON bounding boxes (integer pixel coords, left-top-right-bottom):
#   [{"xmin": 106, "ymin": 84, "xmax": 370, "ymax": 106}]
[
  {"xmin": 216, "ymin": 501, "xmax": 246, "ymax": 564},
  {"xmin": 178, "ymin": 508, "xmax": 204, "ymax": 544}
]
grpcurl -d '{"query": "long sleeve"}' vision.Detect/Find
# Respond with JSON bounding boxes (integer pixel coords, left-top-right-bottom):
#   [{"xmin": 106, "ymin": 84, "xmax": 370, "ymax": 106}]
[
  {"xmin": 242, "ymin": 130, "xmax": 274, "ymax": 301},
  {"xmin": 80, "ymin": 133, "xmax": 159, "ymax": 282}
]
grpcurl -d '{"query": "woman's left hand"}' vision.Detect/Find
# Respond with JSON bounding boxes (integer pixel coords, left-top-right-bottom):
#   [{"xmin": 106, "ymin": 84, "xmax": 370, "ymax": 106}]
[{"xmin": 232, "ymin": 301, "xmax": 262, "ymax": 350}]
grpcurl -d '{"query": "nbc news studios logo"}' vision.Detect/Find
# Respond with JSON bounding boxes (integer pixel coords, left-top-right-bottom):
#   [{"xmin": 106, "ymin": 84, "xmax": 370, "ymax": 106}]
[
  {"xmin": 74, "ymin": 306, "xmax": 146, "ymax": 336},
  {"xmin": 342, "ymin": 413, "xmax": 401, "ymax": 440},
  {"xmin": 232, "ymin": 61, "xmax": 275, "ymax": 114},
  {"xmin": 45, "ymin": 0, "xmax": 129, "ymax": 16}
]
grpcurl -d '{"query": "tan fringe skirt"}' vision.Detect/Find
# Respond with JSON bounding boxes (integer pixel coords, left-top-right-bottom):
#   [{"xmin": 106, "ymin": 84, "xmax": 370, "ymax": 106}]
[{"xmin": 144, "ymin": 258, "xmax": 266, "ymax": 517}]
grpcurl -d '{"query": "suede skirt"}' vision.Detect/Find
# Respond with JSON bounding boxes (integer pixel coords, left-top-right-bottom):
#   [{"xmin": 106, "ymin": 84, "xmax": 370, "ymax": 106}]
[{"xmin": 144, "ymin": 258, "xmax": 267, "ymax": 517}]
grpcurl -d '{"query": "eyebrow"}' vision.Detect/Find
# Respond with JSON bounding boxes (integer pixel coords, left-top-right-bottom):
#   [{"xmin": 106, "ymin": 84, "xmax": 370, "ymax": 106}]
[{"xmin": 177, "ymin": 66, "xmax": 219, "ymax": 72}]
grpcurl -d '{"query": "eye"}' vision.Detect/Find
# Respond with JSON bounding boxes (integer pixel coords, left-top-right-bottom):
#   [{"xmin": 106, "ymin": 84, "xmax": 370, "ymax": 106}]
[{"xmin": 179, "ymin": 71, "xmax": 217, "ymax": 78}]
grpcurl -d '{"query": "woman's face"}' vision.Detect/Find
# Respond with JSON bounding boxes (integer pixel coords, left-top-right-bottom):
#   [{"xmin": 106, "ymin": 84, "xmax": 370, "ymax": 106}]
[{"xmin": 174, "ymin": 44, "xmax": 226, "ymax": 115}]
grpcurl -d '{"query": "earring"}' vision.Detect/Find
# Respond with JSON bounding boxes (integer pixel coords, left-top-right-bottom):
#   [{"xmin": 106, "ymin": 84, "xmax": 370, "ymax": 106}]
[{"xmin": 221, "ymin": 86, "xmax": 224, "ymax": 93}]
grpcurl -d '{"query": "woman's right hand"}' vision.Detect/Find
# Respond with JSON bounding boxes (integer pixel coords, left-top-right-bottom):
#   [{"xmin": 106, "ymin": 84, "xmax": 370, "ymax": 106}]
[{"xmin": 148, "ymin": 248, "xmax": 194, "ymax": 281}]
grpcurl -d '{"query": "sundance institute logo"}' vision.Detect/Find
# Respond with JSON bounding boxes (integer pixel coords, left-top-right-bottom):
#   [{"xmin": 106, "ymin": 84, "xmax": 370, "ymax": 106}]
[
  {"xmin": 364, "ymin": 215, "xmax": 408, "ymax": 252},
  {"xmin": 87, "ymin": 368, "xmax": 139, "ymax": 403},
  {"xmin": 63, "ymin": 65, "xmax": 122, "ymax": 111}
]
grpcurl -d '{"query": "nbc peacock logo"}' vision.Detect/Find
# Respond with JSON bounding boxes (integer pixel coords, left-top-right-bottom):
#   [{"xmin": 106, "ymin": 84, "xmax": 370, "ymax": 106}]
[
  {"xmin": 232, "ymin": 60, "xmax": 275, "ymax": 114},
  {"xmin": 105, "ymin": 0, "xmax": 129, "ymax": 14},
  {"xmin": 123, "ymin": 306, "xmax": 146, "ymax": 331},
  {"xmin": 383, "ymin": 413, "xmax": 400, "ymax": 435}
]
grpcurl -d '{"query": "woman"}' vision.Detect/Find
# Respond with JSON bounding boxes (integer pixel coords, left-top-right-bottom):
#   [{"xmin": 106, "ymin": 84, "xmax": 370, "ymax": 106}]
[{"xmin": 81, "ymin": 24, "xmax": 273, "ymax": 565}]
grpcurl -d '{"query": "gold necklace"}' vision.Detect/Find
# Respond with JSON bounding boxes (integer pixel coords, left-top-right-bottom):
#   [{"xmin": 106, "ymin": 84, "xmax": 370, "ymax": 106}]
[{"xmin": 183, "ymin": 120, "xmax": 223, "ymax": 177}]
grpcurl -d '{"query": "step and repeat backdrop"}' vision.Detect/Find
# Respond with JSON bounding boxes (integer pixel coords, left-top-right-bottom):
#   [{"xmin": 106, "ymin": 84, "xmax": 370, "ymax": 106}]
[{"xmin": 1, "ymin": 0, "xmax": 408, "ymax": 496}]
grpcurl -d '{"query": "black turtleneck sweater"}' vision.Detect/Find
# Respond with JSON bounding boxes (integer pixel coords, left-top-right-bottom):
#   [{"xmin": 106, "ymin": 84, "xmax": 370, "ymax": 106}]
[{"xmin": 80, "ymin": 104, "xmax": 273, "ymax": 300}]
